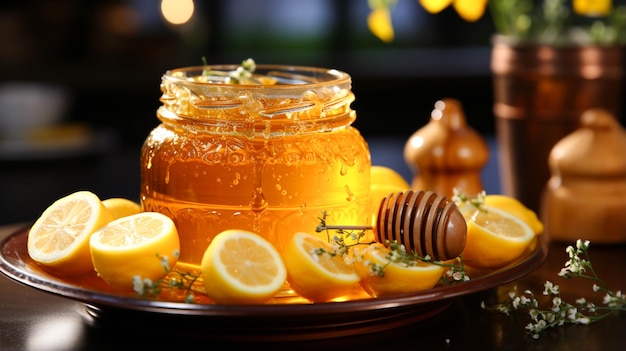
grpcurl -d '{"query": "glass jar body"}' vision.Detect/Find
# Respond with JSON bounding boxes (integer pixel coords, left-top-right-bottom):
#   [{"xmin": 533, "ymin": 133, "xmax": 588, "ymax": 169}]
[{"xmin": 140, "ymin": 65, "xmax": 371, "ymax": 270}]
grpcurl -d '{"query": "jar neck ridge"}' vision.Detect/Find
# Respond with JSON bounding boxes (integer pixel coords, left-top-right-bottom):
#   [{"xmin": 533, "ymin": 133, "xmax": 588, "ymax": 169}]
[{"xmin": 157, "ymin": 65, "xmax": 356, "ymax": 137}]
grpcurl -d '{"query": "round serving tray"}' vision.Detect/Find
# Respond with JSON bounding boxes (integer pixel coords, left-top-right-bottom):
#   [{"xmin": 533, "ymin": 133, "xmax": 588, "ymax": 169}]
[{"xmin": 0, "ymin": 226, "xmax": 547, "ymax": 341}]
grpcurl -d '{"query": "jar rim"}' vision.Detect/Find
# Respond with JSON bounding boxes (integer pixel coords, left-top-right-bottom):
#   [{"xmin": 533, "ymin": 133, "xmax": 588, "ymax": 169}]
[{"xmin": 164, "ymin": 64, "xmax": 351, "ymax": 89}]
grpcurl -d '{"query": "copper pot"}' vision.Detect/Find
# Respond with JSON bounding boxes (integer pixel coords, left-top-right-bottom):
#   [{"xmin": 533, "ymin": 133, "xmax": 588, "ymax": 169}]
[{"xmin": 491, "ymin": 35, "xmax": 624, "ymax": 212}]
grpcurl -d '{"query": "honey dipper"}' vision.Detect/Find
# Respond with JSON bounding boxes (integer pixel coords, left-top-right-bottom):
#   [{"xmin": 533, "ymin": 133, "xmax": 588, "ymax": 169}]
[{"xmin": 320, "ymin": 190, "xmax": 467, "ymax": 261}]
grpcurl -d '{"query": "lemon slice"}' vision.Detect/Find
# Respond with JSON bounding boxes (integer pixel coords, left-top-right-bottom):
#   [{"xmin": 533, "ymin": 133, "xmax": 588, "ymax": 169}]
[
  {"xmin": 102, "ymin": 198, "xmax": 142, "ymax": 220},
  {"xmin": 89, "ymin": 212, "xmax": 180, "ymax": 290},
  {"xmin": 27, "ymin": 191, "xmax": 114, "ymax": 275},
  {"xmin": 282, "ymin": 232, "xmax": 360, "ymax": 302},
  {"xmin": 460, "ymin": 205, "xmax": 535, "ymax": 269},
  {"xmin": 483, "ymin": 194, "xmax": 544, "ymax": 235},
  {"xmin": 353, "ymin": 243, "xmax": 445, "ymax": 297},
  {"xmin": 201, "ymin": 230, "xmax": 287, "ymax": 304}
]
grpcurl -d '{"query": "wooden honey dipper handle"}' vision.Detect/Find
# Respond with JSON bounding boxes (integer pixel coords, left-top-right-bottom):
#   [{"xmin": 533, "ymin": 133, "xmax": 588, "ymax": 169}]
[{"xmin": 317, "ymin": 225, "xmax": 372, "ymax": 231}]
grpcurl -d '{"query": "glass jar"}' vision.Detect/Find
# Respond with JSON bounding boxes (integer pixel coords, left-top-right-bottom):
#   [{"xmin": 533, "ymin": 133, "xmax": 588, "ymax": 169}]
[{"xmin": 140, "ymin": 64, "xmax": 371, "ymax": 272}]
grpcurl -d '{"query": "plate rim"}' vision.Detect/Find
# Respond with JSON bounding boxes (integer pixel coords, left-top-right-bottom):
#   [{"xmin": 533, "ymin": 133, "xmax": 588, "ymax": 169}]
[{"xmin": 0, "ymin": 225, "xmax": 548, "ymax": 317}]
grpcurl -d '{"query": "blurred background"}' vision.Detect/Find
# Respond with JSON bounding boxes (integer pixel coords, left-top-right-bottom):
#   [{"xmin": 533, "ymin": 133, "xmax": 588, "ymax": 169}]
[{"xmin": 0, "ymin": 0, "xmax": 497, "ymax": 224}]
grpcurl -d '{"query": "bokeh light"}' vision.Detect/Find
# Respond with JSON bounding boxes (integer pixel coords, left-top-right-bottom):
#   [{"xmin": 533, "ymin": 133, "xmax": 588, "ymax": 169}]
[{"xmin": 161, "ymin": 0, "xmax": 195, "ymax": 25}]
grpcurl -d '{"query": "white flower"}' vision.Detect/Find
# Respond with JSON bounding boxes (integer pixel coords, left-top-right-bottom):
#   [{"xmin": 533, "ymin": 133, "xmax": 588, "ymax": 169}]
[
  {"xmin": 547, "ymin": 312, "xmax": 557, "ymax": 323},
  {"xmin": 536, "ymin": 320, "xmax": 547, "ymax": 329},
  {"xmin": 558, "ymin": 267, "xmax": 570, "ymax": 277},
  {"xmin": 578, "ymin": 317, "xmax": 591, "ymax": 325},
  {"xmin": 568, "ymin": 260, "xmax": 585, "ymax": 274},
  {"xmin": 452, "ymin": 271, "xmax": 464, "ymax": 281},
  {"xmin": 160, "ymin": 255, "xmax": 171, "ymax": 271},
  {"xmin": 551, "ymin": 297, "xmax": 562, "ymax": 311},
  {"xmin": 567, "ymin": 308, "xmax": 578, "ymax": 320},
  {"xmin": 241, "ymin": 58, "xmax": 256, "ymax": 72},
  {"xmin": 132, "ymin": 275, "xmax": 144, "ymax": 294},
  {"xmin": 576, "ymin": 239, "xmax": 590, "ymax": 250},
  {"xmin": 544, "ymin": 281, "xmax": 560, "ymax": 295},
  {"xmin": 566, "ymin": 245, "xmax": 576, "ymax": 258},
  {"xmin": 229, "ymin": 66, "xmax": 252, "ymax": 81},
  {"xmin": 529, "ymin": 309, "xmax": 540, "ymax": 322}
]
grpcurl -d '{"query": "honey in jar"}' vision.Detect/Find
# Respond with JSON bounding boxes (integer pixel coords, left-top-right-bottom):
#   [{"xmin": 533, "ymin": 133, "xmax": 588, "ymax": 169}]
[{"xmin": 140, "ymin": 63, "xmax": 371, "ymax": 272}]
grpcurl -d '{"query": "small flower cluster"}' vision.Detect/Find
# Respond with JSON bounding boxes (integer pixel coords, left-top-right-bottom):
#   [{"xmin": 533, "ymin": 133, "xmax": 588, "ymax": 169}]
[
  {"xmin": 442, "ymin": 260, "xmax": 470, "ymax": 284},
  {"xmin": 225, "ymin": 58, "xmax": 256, "ymax": 84},
  {"xmin": 451, "ymin": 188, "xmax": 486, "ymax": 213},
  {"xmin": 484, "ymin": 240, "xmax": 626, "ymax": 339},
  {"xmin": 132, "ymin": 250, "xmax": 198, "ymax": 303},
  {"xmin": 199, "ymin": 57, "xmax": 258, "ymax": 84}
]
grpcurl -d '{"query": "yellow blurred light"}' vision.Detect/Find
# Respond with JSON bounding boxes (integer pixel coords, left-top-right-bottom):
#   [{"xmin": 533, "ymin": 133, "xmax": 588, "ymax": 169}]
[
  {"xmin": 573, "ymin": 0, "xmax": 612, "ymax": 16},
  {"xmin": 161, "ymin": 0, "xmax": 194, "ymax": 25}
]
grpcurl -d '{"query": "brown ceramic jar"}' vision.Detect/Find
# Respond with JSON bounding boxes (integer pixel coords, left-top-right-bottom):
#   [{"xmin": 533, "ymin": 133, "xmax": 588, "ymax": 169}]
[{"xmin": 541, "ymin": 109, "xmax": 626, "ymax": 243}]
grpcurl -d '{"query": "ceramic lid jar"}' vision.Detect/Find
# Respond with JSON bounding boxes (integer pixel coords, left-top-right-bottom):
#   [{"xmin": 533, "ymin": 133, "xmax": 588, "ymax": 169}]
[
  {"xmin": 403, "ymin": 98, "xmax": 489, "ymax": 199},
  {"xmin": 541, "ymin": 108, "xmax": 626, "ymax": 243}
]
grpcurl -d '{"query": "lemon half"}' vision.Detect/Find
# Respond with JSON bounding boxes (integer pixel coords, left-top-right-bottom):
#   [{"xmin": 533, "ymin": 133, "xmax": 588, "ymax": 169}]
[
  {"xmin": 28, "ymin": 191, "xmax": 114, "ymax": 275},
  {"xmin": 201, "ymin": 230, "xmax": 287, "ymax": 304},
  {"xmin": 282, "ymin": 232, "xmax": 360, "ymax": 302},
  {"xmin": 460, "ymin": 205, "xmax": 535, "ymax": 269},
  {"xmin": 89, "ymin": 212, "xmax": 180, "ymax": 290}
]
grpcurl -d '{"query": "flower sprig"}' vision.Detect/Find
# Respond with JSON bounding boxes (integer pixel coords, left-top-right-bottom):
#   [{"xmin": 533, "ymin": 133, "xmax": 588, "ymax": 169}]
[
  {"xmin": 199, "ymin": 57, "xmax": 259, "ymax": 84},
  {"xmin": 483, "ymin": 239, "xmax": 626, "ymax": 339},
  {"xmin": 315, "ymin": 210, "xmax": 371, "ymax": 257},
  {"xmin": 132, "ymin": 251, "xmax": 199, "ymax": 303}
]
